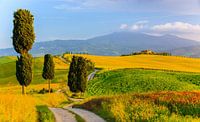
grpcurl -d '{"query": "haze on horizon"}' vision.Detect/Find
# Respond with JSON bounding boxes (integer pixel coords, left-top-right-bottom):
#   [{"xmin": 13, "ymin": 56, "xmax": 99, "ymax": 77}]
[{"xmin": 1, "ymin": 0, "xmax": 200, "ymax": 49}]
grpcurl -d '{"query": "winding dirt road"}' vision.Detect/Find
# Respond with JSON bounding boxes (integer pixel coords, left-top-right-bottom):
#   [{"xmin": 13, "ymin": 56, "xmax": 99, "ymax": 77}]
[
  {"xmin": 49, "ymin": 107, "xmax": 76, "ymax": 122},
  {"xmin": 49, "ymin": 69, "xmax": 105, "ymax": 122},
  {"xmin": 66, "ymin": 106, "xmax": 106, "ymax": 122}
]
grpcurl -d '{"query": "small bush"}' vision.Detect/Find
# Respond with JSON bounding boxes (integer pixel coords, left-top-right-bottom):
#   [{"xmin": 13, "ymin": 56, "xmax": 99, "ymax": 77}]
[
  {"xmin": 36, "ymin": 105, "xmax": 55, "ymax": 122},
  {"xmin": 38, "ymin": 88, "xmax": 54, "ymax": 94}
]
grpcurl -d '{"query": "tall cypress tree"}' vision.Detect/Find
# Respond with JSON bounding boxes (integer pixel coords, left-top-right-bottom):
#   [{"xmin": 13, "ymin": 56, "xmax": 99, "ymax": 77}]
[
  {"xmin": 16, "ymin": 54, "xmax": 33, "ymax": 94},
  {"xmin": 77, "ymin": 57, "xmax": 87, "ymax": 92},
  {"xmin": 68, "ymin": 56, "xmax": 78, "ymax": 92},
  {"xmin": 42, "ymin": 54, "xmax": 55, "ymax": 93},
  {"xmin": 12, "ymin": 9, "xmax": 35, "ymax": 94},
  {"xmin": 13, "ymin": 9, "xmax": 35, "ymax": 55},
  {"xmin": 68, "ymin": 56, "xmax": 89, "ymax": 93}
]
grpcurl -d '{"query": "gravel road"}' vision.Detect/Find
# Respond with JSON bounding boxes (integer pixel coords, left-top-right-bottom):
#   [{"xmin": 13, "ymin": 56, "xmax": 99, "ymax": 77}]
[{"xmin": 49, "ymin": 107, "xmax": 76, "ymax": 122}]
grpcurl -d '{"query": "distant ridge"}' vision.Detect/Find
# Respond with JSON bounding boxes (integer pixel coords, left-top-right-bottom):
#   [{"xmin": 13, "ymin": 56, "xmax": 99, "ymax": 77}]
[
  {"xmin": 0, "ymin": 32, "xmax": 199, "ymax": 57},
  {"xmin": 169, "ymin": 45, "xmax": 200, "ymax": 57}
]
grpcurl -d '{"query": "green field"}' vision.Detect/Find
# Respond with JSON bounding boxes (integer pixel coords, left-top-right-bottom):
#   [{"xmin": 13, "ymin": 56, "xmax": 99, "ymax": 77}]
[
  {"xmin": 0, "ymin": 56, "xmax": 68, "ymax": 86},
  {"xmin": 86, "ymin": 69, "xmax": 200, "ymax": 96}
]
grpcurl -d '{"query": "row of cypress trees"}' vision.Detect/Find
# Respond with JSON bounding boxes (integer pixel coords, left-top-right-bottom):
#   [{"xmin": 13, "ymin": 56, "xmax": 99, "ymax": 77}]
[
  {"xmin": 12, "ymin": 9, "xmax": 93, "ymax": 94},
  {"xmin": 13, "ymin": 9, "xmax": 55, "ymax": 94}
]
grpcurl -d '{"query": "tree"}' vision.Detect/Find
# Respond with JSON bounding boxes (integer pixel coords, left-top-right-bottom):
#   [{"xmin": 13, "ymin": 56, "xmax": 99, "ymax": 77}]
[
  {"xmin": 42, "ymin": 54, "xmax": 55, "ymax": 93},
  {"xmin": 16, "ymin": 54, "xmax": 33, "ymax": 94},
  {"xmin": 77, "ymin": 57, "xmax": 87, "ymax": 92},
  {"xmin": 13, "ymin": 9, "xmax": 35, "ymax": 55},
  {"xmin": 68, "ymin": 56, "xmax": 78, "ymax": 92},
  {"xmin": 12, "ymin": 9, "xmax": 35, "ymax": 94},
  {"xmin": 68, "ymin": 56, "xmax": 89, "ymax": 92}
]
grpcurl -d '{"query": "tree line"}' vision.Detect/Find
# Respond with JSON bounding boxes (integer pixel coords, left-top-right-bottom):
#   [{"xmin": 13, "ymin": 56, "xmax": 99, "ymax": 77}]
[{"xmin": 12, "ymin": 9, "xmax": 94, "ymax": 94}]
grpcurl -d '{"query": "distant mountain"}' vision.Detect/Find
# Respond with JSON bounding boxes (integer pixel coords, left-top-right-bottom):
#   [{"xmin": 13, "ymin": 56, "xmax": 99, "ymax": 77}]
[
  {"xmin": 169, "ymin": 45, "xmax": 200, "ymax": 57},
  {"xmin": 0, "ymin": 32, "xmax": 199, "ymax": 56}
]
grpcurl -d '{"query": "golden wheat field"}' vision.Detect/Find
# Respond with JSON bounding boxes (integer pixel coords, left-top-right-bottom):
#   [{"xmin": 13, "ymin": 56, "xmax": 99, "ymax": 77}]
[
  {"xmin": 64, "ymin": 54, "xmax": 200, "ymax": 72},
  {"xmin": 0, "ymin": 83, "xmax": 68, "ymax": 122}
]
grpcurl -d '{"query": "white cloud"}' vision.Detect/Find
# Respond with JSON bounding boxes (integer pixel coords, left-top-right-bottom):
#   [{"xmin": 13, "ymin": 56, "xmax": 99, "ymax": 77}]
[
  {"xmin": 131, "ymin": 24, "xmax": 144, "ymax": 31},
  {"xmin": 151, "ymin": 22, "xmax": 200, "ymax": 41},
  {"xmin": 152, "ymin": 22, "xmax": 200, "ymax": 33},
  {"xmin": 120, "ymin": 24, "xmax": 128, "ymax": 29},
  {"xmin": 120, "ymin": 20, "xmax": 148, "ymax": 31}
]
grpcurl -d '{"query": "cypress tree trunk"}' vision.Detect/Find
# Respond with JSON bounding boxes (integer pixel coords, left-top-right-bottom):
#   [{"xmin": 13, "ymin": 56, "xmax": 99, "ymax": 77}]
[{"xmin": 22, "ymin": 85, "xmax": 24, "ymax": 94}]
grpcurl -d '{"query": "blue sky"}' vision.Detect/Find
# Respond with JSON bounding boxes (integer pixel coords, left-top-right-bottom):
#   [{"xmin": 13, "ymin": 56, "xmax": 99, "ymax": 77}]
[{"xmin": 1, "ymin": 0, "xmax": 200, "ymax": 49}]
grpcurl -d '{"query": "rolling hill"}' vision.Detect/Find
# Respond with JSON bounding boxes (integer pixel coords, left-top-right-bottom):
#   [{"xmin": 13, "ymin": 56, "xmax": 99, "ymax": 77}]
[
  {"xmin": 86, "ymin": 69, "xmax": 200, "ymax": 96},
  {"xmin": 64, "ymin": 54, "xmax": 200, "ymax": 73},
  {"xmin": 0, "ymin": 32, "xmax": 199, "ymax": 56},
  {"xmin": 0, "ymin": 56, "xmax": 68, "ymax": 86}
]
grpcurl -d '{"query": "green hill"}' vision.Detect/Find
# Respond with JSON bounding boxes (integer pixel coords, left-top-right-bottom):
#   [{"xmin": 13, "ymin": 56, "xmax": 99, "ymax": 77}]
[
  {"xmin": 86, "ymin": 69, "xmax": 200, "ymax": 96},
  {"xmin": 0, "ymin": 56, "xmax": 68, "ymax": 86}
]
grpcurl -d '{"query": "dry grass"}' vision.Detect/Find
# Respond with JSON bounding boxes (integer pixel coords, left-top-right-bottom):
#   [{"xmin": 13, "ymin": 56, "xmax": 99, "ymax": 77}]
[
  {"xmin": 0, "ymin": 83, "xmax": 69, "ymax": 121},
  {"xmin": 64, "ymin": 54, "xmax": 200, "ymax": 73},
  {"xmin": 53, "ymin": 57, "xmax": 69, "ymax": 70},
  {"xmin": 0, "ymin": 94, "xmax": 37, "ymax": 122}
]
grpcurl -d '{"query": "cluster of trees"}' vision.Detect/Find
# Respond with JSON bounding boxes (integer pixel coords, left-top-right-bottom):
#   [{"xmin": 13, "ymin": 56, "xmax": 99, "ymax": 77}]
[
  {"xmin": 121, "ymin": 50, "xmax": 171, "ymax": 56},
  {"xmin": 13, "ymin": 9, "xmax": 55, "ymax": 94},
  {"xmin": 68, "ymin": 56, "xmax": 94, "ymax": 92},
  {"xmin": 12, "ymin": 9, "xmax": 94, "ymax": 94}
]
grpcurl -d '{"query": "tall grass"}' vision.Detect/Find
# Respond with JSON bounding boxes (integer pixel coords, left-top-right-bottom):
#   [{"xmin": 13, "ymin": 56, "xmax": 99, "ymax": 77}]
[
  {"xmin": 76, "ymin": 92, "xmax": 200, "ymax": 122},
  {"xmin": 0, "ymin": 94, "xmax": 37, "ymax": 122},
  {"xmin": 0, "ymin": 83, "xmax": 70, "ymax": 121}
]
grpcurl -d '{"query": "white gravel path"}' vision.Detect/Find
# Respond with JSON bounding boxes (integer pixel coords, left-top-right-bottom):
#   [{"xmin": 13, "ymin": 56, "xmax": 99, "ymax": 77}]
[
  {"xmin": 66, "ymin": 106, "xmax": 106, "ymax": 122},
  {"xmin": 87, "ymin": 69, "xmax": 99, "ymax": 81},
  {"xmin": 49, "ymin": 107, "xmax": 77, "ymax": 122},
  {"xmin": 49, "ymin": 69, "xmax": 105, "ymax": 122}
]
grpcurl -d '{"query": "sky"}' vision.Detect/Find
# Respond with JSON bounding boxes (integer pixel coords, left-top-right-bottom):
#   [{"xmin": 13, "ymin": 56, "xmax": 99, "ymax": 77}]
[{"xmin": 1, "ymin": 0, "xmax": 200, "ymax": 49}]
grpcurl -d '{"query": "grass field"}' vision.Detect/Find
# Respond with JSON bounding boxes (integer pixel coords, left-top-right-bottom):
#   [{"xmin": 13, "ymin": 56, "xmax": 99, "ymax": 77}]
[
  {"xmin": 76, "ymin": 91, "xmax": 200, "ymax": 122},
  {"xmin": 0, "ymin": 56, "xmax": 68, "ymax": 86},
  {"xmin": 64, "ymin": 54, "xmax": 200, "ymax": 72},
  {"xmin": 0, "ymin": 83, "xmax": 69, "ymax": 122},
  {"xmin": 86, "ymin": 69, "xmax": 200, "ymax": 96},
  {"xmin": 1, "ymin": 54, "xmax": 200, "ymax": 121}
]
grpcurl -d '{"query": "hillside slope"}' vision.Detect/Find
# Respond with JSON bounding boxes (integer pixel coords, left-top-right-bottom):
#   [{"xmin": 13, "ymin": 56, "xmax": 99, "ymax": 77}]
[
  {"xmin": 170, "ymin": 45, "xmax": 200, "ymax": 57},
  {"xmin": 0, "ymin": 56, "xmax": 68, "ymax": 86},
  {"xmin": 86, "ymin": 69, "xmax": 200, "ymax": 96},
  {"xmin": 64, "ymin": 54, "xmax": 200, "ymax": 73}
]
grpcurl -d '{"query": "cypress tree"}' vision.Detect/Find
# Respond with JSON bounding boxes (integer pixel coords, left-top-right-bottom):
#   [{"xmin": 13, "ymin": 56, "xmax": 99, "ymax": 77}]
[
  {"xmin": 68, "ymin": 56, "xmax": 89, "ymax": 93},
  {"xmin": 77, "ymin": 57, "xmax": 87, "ymax": 92},
  {"xmin": 16, "ymin": 54, "xmax": 33, "ymax": 94},
  {"xmin": 42, "ymin": 54, "xmax": 55, "ymax": 93},
  {"xmin": 12, "ymin": 9, "xmax": 35, "ymax": 94},
  {"xmin": 13, "ymin": 9, "xmax": 35, "ymax": 55},
  {"xmin": 68, "ymin": 56, "xmax": 78, "ymax": 92}
]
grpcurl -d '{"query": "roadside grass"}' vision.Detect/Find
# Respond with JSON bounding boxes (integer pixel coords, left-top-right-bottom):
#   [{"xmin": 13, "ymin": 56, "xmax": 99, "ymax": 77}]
[
  {"xmin": 64, "ymin": 54, "xmax": 200, "ymax": 72},
  {"xmin": 75, "ymin": 91, "xmax": 200, "ymax": 122},
  {"xmin": 36, "ymin": 105, "xmax": 55, "ymax": 122},
  {"xmin": 86, "ymin": 69, "xmax": 200, "ymax": 96}
]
